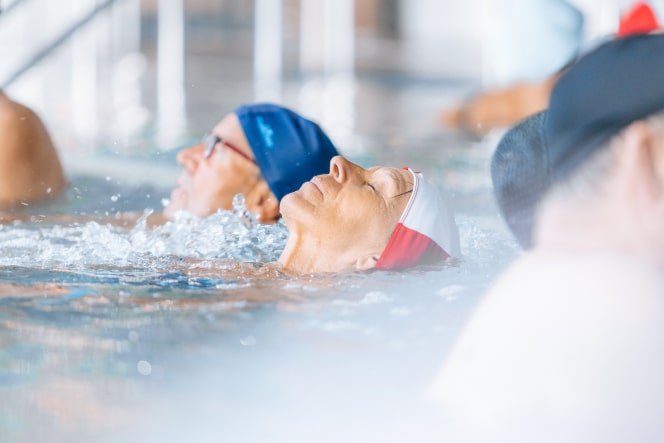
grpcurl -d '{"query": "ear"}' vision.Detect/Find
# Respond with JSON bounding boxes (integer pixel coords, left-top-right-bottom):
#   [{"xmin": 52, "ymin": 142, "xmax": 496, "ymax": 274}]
[
  {"xmin": 622, "ymin": 120, "xmax": 664, "ymax": 245},
  {"xmin": 355, "ymin": 254, "xmax": 380, "ymax": 271},
  {"xmin": 245, "ymin": 180, "xmax": 280, "ymax": 223},
  {"xmin": 622, "ymin": 120, "xmax": 664, "ymax": 198}
]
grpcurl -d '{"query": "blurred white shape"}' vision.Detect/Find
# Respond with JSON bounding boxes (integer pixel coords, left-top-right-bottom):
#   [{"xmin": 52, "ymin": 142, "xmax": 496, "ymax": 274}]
[
  {"xmin": 137, "ymin": 360, "xmax": 152, "ymax": 376},
  {"xmin": 156, "ymin": 0, "xmax": 186, "ymax": 149},
  {"xmin": 253, "ymin": 0, "xmax": 283, "ymax": 102},
  {"xmin": 297, "ymin": 0, "xmax": 356, "ymax": 151},
  {"xmin": 399, "ymin": 0, "xmax": 482, "ymax": 80},
  {"xmin": 71, "ymin": 0, "xmax": 99, "ymax": 148},
  {"xmin": 298, "ymin": 0, "xmax": 355, "ymax": 78},
  {"xmin": 111, "ymin": 0, "xmax": 140, "ymax": 57},
  {"xmin": 430, "ymin": 253, "xmax": 664, "ymax": 442},
  {"xmin": 480, "ymin": 0, "xmax": 584, "ymax": 86},
  {"xmin": 323, "ymin": 0, "xmax": 354, "ymax": 78},
  {"xmin": 111, "ymin": 53, "xmax": 150, "ymax": 142},
  {"xmin": 436, "ymin": 284, "xmax": 464, "ymax": 301},
  {"xmin": 360, "ymin": 291, "xmax": 393, "ymax": 305}
]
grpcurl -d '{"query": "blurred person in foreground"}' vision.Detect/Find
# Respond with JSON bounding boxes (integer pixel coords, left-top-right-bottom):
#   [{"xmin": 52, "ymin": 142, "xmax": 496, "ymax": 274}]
[
  {"xmin": 0, "ymin": 102, "xmax": 339, "ymax": 226},
  {"xmin": 441, "ymin": 1, "xmax": 661, "ymax": 136},
  {"xmin": 277, "ymin": 155, "xmax": 460, "ymax": 274},
  {"xmin": 0, "ymin": 91, "xmax": 66, "ymax": 210},
  {"xmin": 430, "ymin": 34, "xmax": 664, "ymax": 442}
]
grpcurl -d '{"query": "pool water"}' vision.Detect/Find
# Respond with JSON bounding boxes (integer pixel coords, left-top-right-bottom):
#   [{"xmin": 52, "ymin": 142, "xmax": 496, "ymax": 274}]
[{"xmin": 0, "ymin": 77, "xmax": 519, "ymax": 442}]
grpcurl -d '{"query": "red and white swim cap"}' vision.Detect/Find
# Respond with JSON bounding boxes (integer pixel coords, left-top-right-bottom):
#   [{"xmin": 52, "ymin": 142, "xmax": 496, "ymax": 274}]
[{"xmin": 375, "ymin": 169, "xmax": 460, "ymax": 270}]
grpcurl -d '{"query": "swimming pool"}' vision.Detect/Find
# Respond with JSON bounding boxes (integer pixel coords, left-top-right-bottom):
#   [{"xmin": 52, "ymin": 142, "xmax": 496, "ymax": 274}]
[{"xmin": 0, "ymin": 77, "xmax": 518, "ymax": 442}]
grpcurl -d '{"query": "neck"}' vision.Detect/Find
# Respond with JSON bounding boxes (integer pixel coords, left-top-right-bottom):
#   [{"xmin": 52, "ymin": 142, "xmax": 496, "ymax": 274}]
[
  {"xmin": 535, "ymin": 197, "xmax": 664, "ymax": 269},
  {"xmin": 278, "ymin": 228, "xmax": 352, "ymax": 275}
]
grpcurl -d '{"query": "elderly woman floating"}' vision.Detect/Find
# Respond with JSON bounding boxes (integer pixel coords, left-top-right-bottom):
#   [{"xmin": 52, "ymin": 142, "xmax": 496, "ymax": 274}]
[{"xmin": 277, "ymin": 156, "xmax": 461, "ymax": 274}]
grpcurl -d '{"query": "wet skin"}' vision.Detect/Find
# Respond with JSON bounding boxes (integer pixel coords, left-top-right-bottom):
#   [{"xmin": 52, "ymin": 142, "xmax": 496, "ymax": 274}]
[
  {"xmin": 164, "ymin": 113, "xmax": 279, "ymax": 223},
  {"xmin": 278, "ymin": 156, "xmax": 413, "ymax": 274}
]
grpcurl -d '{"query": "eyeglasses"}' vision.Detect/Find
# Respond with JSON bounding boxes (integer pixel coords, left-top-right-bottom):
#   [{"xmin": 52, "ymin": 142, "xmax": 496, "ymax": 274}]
[{"xmin": 202, "ymin": 133, "xmax": 257, "ymax": 165}]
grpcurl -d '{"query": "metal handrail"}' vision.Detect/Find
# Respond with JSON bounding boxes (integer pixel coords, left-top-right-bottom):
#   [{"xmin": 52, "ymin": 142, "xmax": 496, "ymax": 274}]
[{"xmin": 0, "ymin": 0, "xmax": 118, "ymax": 89}]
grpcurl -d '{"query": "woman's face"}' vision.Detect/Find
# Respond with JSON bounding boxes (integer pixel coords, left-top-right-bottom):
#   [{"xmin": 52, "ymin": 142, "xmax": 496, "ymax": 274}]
[{"xmin": 279, "ymin": 156, "xmax": 413, "ymax": 269}]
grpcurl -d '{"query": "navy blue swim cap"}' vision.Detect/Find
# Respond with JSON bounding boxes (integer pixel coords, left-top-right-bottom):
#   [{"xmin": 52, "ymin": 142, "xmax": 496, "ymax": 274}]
[
  {"xmin": 492, "ymin": 111, "xmax": 550, "ymax": 249},
  {"xmin": 546, "ymin": 33, "xmax": 664, "ymax": 184},
  {"xmin": 491, "ymin": 33, "xmax": 664, "ymax": 249},
  {"xmin": 234, "ymin": 103, "xmax": 339, "ymax": 201}
]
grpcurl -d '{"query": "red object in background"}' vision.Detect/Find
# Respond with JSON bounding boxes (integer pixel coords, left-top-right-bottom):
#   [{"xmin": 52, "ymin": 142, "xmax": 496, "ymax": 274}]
[{"xmin": 618, "ymin": 2, "xmax": 660, "ymax": 37}]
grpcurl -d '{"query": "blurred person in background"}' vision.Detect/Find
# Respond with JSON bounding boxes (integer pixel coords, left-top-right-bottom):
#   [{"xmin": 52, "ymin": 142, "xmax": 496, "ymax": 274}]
[
  {"xmin": 0, "ymin": 103, "xmax": 339, "ymax": 227},
  {"xmin": 158, "ymin": 103, "xmax": 338, "ymax": 225},
  {"xmin": 431, "ymin": 34, "xmax": 664, "ymax": 442},
  {"xmin": 491, "ymin": 9, "xmax": 661, "ymax": 250},
  {"xmin": 441, "ymin": 1, "xmax": 661, "ymax": 135}
]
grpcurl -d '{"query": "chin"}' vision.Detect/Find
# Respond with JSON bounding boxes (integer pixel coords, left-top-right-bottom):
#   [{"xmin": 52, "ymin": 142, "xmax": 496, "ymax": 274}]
[
  {"xmin": 279, "ymin": 191, "xmax": 298, "ymax": 215},
  {"xmin": 280, "ymin": 192, "xmax": 319, "ymax": 230},
  {"xmin": 281, "ymin": 189, "xmax": 309, "ymax": 209}
]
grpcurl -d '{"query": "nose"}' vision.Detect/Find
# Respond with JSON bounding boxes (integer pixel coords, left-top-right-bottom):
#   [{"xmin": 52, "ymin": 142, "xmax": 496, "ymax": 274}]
[
  {"xmin": 176, "ymin": 143, "xmax": 205, "ymax": 173},
  {"xmin": 330, "ymin": 155, "xmax": 364, "ymax": 185}
]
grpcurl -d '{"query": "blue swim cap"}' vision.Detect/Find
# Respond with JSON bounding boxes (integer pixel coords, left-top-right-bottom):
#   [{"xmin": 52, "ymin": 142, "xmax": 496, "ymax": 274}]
[{"xmin": 234, "ymin": 103, "xmax": 339, "ymax": 201}]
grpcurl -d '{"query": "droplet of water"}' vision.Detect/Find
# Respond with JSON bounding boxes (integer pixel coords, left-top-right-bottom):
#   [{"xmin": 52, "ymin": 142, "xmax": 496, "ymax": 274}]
[
  {"xmin": 137, "ymin": 360, "xmax": 152, "ymax": 375},
  {"xmin": 361, "ymin": 291, "xmax": 392, "ymax": 304},
  {"xmin": 436, "ymin": 285, "xmax": 464, "ymax": 301},
  {"xmin": 240, "ymin": 335, "xmax": 257, "ymax": 346},
  {"xmin": 390, "ymin": 306, "xmax": 411, "ymax": 317}
]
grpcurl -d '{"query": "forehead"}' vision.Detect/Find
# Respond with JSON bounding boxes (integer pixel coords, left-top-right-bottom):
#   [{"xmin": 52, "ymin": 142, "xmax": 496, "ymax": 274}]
[
  {"xmin": 212, "ymin": 113, "xmax": 253, "ymax": 154},
  {"xmin": 213, "ymin": 113, "xmax": 242, "ymax": 135}
]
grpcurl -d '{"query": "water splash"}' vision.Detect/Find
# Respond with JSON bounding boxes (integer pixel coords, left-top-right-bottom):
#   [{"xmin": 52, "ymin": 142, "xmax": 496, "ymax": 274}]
[{"xmin": 0, "ymin": 195, "xmax": 288, "ymax": 270}]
